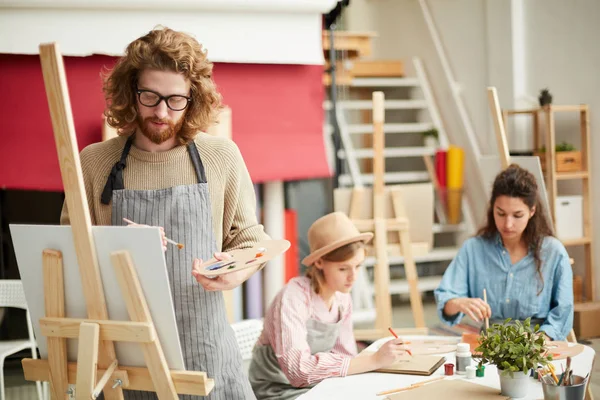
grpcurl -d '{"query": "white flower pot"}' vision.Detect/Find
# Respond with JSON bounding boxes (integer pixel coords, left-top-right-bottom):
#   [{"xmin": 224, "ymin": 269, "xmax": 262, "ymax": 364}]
[
  {"xmin": 499, "ymin": 369, "xmax": 530, "ymax": 398},
  {"xmin": 424, "ymin": 136, "xmax": 438, "ymax": 149}
]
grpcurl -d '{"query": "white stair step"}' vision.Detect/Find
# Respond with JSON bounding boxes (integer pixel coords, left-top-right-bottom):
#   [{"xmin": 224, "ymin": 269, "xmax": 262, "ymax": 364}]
[
  {"xmin": 323, "ymin": 99, "xmax": 428, "ymax": 110},
  {"xmin": 348, "ymin": 122, "xmax": 434, "ymax": 134},
  {"xmin": 339, "ymin": 171, "xmax": 430, "ymax": 186},
  {"xmin": 368, "ymin": 275, "xmax": 443, "ymax": 295},
  {"xmin": 324, "ymin": 122, "xmax": 434, "ymax": 135},
  {"xmin": 338, "ymin": 146, "xmax": 435, "ymax": 159},
  {"xmin": 363, "ymin": 246, "xmax": 459, "ymax": 267},
  {"xmin": 350, "ymin": 77, "xmax": 421, "ymax": 87},
  {"xmin": 432, "ymin": 223, "xmax": 467, "ymax": 234}
]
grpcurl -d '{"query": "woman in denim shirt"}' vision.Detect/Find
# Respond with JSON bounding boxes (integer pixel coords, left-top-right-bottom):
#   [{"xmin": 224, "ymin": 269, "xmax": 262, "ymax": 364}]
[{"xmin": 434, "ymin": 165, "xmax": 573, "ymax": 340}]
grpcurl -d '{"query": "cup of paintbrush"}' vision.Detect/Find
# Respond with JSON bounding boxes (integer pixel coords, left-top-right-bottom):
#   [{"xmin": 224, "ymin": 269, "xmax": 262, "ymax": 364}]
[
  {"xmin": 542, "ymin": 375, "xmax": 588, "ymax": 400},
  {"xmin": 122, "ymin": 218, "xmax": 184, "ymax": 250}
]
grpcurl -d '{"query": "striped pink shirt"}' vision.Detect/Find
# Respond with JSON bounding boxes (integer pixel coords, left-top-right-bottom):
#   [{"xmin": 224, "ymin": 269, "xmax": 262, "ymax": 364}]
[{"xmin": 257, "ymin": 276, "xmax": 357, "ymax": 387}]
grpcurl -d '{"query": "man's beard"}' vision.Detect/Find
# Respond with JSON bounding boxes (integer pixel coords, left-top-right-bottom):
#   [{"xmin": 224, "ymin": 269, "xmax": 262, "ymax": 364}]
[{"xmin": 137, "ymin": 115, "xmax": 185, "ymax": 145}]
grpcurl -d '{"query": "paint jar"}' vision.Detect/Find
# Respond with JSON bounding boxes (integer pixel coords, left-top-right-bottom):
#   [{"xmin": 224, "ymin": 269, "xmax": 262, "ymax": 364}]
[
  {"xmin": 465, "ymin": 365, "xmax": 477, "ymax": 379},
  {"xmin": 476, "ymin": 365, "xmax": 485, "ymax": 377},
  {"xmin": 444, "ymin": 363, "xmax": 454, "ymax": 376},
  {"xmin": 455, "ymin": 343, "xmax": 472, "ymax": 375}
]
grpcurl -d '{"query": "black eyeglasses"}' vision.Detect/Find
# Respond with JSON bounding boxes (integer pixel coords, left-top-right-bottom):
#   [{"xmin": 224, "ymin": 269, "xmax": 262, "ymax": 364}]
[{"xmin": 136, "ymin": 88, "xmax": 192, "ymax": 111}]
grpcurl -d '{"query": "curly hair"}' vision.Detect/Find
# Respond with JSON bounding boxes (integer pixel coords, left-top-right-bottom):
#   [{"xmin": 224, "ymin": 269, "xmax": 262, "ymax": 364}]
[
  {"xmin": 477, "ymin": 164, "xmax": 555, "ymax": 294},
  {"xmin": 103, "ymin": 26, "xmax": 223, "ymax": 144}
]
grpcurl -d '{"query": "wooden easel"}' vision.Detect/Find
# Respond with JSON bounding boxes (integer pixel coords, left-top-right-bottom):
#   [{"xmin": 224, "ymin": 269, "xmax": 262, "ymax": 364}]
[
  {"xmin": 337, "ymin": 91, "xmax": 426, "ymax": 341},
  {"xmin": 20, "ymin": 43, "xmax": 214, "ymax": 399}
]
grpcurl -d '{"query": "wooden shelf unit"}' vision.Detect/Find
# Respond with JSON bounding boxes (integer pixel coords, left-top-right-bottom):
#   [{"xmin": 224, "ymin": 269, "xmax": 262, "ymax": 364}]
[{"xmin": 503, "ymin": 104, "xmax": 594, "ymax": 301}]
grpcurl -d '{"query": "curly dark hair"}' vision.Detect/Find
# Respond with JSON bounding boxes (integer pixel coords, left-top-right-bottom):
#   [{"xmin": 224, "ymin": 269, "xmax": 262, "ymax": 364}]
[
  {"xmin": 102, "ymin": 26, "xmax": 223, "ymax": 144},
  {"xmin": 477, "ymin": 164, "xmax": 555, "ymax": 294}
]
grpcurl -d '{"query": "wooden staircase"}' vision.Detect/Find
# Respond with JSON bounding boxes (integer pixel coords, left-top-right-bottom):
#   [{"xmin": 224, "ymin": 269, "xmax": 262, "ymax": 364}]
[{"xmin": 322, "ymin": 30, "xmax": 470, "ymax": 324}]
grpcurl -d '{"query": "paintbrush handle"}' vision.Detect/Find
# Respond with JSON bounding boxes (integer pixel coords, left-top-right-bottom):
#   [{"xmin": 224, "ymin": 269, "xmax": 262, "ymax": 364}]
[
  {"xmin": 413, "ymin": 376, "xmax": 445, "ymax": 387},
  {"xmin": 123, "ymin": 218, "xmax": 183, "ymax": 249},
  {"xmin": 483, "ymin": 288, "xmax": 489, "ymax": 330},
  {"xmin": 164, "ymin": 237, "xmax": 178, "ymax": 246},
  {"xmin": 375, "ymin": 376, "xmax": 444, "ymax": 396}
]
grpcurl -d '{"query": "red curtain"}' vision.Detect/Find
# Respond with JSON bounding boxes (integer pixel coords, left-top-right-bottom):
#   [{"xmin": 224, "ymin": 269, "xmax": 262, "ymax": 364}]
[{"xmin": 0, "ymin": 54, "xmax": 329, "ymax": 191}]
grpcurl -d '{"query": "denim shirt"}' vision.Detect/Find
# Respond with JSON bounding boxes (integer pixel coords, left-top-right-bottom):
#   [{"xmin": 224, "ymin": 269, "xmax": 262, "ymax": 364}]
[{"xmin": 434, "ymin": 234, "xmax": 573, "ymax": 340}]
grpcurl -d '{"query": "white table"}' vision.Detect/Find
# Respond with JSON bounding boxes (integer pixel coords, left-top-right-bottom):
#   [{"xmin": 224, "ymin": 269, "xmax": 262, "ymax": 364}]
[{"xmin": 299, "ymin": 335, "xmax": 595, "ymax": 400}]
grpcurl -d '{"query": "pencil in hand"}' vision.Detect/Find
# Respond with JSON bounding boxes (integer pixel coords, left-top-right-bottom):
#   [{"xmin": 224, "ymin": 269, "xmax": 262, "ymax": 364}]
[{"xmin": 388, "ymin": 327, "xmax": 412, "ymax": 356}]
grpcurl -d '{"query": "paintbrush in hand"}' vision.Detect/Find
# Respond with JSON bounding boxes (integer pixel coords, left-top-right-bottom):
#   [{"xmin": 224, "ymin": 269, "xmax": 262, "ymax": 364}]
[{"xmin": 123, "ymin": 218, "xmax": 184, "ymax": 249}]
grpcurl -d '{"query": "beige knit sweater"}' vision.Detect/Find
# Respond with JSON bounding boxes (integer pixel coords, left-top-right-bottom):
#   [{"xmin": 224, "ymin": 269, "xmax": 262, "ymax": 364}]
[{"xmin": 60, "ymin": 133, "xmax": 269, "ymax": 252}]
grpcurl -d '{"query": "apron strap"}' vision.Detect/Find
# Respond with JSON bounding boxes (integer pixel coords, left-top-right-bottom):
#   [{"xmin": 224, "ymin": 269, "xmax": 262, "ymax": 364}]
[
  {"xmin": 100, "ymin": 135, "xmax": 134, "ymax": 205},
  {"xmin": 100, "ymin": 136, "xmax": 206, "ymax": 205},
  {"xmin": 187, "ymin": 140, "xmax": 207, "ymax": 183}
]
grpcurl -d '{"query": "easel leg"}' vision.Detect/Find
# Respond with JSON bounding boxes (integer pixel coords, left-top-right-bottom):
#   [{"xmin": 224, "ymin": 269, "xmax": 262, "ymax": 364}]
[
  {"xmin": 42, "ymin": 250, "xmax": 69, "ymax": 400},
  {"xmin": 111, "ymin": 251, "xmax": 178, "ymax": 399},
  {"xmin": 374, "ymin": 219, "xmax": 392, "ymax": 331},
  {"xmin": 75, "ymin": 323, "xmax": 100, "ymax": 400},
  {"xmin": 399, "ymin": 229, "xmax": 426, "ymax": 328},
  {"xmin": 390, "ymin": 190, "xmax": 426, "ymax": 328}
]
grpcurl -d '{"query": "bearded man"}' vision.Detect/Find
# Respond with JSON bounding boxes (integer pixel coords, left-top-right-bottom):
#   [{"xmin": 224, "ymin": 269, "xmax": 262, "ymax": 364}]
[{"xmin": 60, "ymin": 26, "xmax": 268, "ymax": 400}]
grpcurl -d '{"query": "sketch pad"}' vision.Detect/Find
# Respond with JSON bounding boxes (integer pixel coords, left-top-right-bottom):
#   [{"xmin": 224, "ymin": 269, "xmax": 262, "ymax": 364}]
[
  {"xmin": 9, "ymin": 224, "xmax": 185, "ymax": 370},
  {"xmin": 362, "ymin": 352, "xmax": 446, "ymax": 376},
  {"xmin": 197, "ymin": 239, "xmax": 291, "ymax": 277},
  {"xmin": 387, "ymin": 379, "xmax": 503, "ymax": 400}
]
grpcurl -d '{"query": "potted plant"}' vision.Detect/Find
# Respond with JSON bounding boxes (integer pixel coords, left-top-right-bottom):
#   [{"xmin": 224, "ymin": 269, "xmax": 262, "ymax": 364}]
[
  {"xmin": 422, "ymin": 127, "xmax": 439, "ymax": 149},
  {"xmin": 474, "ymin": 318, "xmax": 551, "ymax": 398},
  {"xmin": 535, "ymin": 141, "xmax": 582, "ymax": 172},
  {"xmin": 539, "ymin": 88, "xmax": 553, "ymax": 108}
]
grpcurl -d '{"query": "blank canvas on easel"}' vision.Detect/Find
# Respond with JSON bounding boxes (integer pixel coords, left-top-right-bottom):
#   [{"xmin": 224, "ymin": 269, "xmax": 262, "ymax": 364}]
[
  {"xmin": 334, "ymin": 183, "xmax": 434, "ymax": 254},
  {"xmin": 479, "ymin": 155, "xmax": 554, "ymax": 231},
  {"xmin": 10, "ymin": 224, "xmax": 186, "ymax": 370}
]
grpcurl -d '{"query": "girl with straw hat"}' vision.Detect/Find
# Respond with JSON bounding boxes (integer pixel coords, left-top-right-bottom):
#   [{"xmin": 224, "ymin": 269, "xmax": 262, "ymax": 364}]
[{"xmin": 249, "ymin": 212, "xmax": 408, "ymax": 399}]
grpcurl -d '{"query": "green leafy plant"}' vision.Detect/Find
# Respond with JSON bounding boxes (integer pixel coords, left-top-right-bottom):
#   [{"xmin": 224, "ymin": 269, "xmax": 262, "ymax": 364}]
[
  {"xmin": 539, "ymin": 88, "xmax": 553, "ymax": 107},
  {"xmin": 421, "ymin": 128, "xmax": 439, "ymax": 140},
  {"xmin": 537, "ymin": 141, "xmax": 576, "ymax": 153},
  {"xmin": 474, "ymin": 318, "xmax": 551, "ymax": 377}
]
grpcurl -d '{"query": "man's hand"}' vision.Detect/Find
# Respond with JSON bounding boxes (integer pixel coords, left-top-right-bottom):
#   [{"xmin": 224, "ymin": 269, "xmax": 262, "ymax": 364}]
[{"xmin": 192, "ymin": 252, "xmax": 258, "ymax": 291}]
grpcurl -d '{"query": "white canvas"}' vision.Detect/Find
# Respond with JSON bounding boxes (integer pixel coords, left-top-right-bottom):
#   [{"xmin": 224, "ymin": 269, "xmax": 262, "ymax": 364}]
[{"xmin": 9, "ymin": 224, "xmax": 185, "ymax": 370}]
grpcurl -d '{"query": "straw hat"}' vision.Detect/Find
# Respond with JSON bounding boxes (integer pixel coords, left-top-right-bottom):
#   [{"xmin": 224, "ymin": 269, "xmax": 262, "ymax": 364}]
[{"xmin": 302, "ymin": 212, "xmax": 373, "ymax": 266}]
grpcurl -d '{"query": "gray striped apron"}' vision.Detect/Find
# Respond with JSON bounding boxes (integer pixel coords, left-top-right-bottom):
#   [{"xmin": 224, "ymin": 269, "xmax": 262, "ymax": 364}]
[
  {"xmin": 248, "ymin": 307, "xmax": 343, "ymax": 400},
  {"xmin": 101, "ymin": 136, "xmax": 254, "ymax": 399}
]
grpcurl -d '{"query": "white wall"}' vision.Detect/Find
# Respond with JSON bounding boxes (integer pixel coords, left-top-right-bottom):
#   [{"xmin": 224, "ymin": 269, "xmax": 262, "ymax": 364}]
[
  {"xmin": 345, "ymin": 0, "xmax": 600, "ymax": 299},
  {"xmin": 524, "ymin": 0, "xmax": 600, "ymax": 299}
]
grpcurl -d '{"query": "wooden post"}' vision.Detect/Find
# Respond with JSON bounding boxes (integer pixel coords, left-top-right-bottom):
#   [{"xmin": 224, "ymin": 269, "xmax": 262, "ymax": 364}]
[
  {"xmin": 487, "ymin": 87, "xmax": 510, "ymax": 168},
  {"xmin": 42, "ymin": 250, "xmax": 68, "ymax": 400},
  {"xmin": 372, "ymin": 92, "xmax": 393, "ymax": 331}
]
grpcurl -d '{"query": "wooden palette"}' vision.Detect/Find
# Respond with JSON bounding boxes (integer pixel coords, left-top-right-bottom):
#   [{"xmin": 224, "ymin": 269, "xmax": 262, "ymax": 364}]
[
  {"xmin": 544, "ymin": 341, "xmax": 585, "ymax": 360},
  {"xmin": 196, "ymin": 239, "xmax": 291, "ymax": 277}
]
